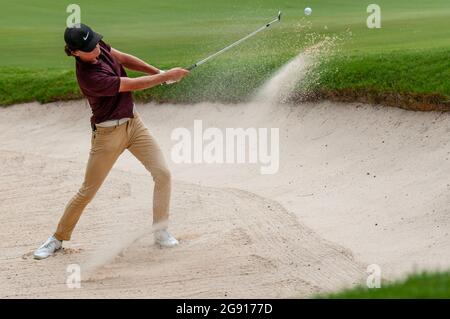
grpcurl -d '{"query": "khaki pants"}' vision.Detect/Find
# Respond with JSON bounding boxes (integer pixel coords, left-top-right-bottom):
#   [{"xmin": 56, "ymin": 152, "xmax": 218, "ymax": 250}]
[{"xmin": 54, "ymin": 113, "xmax": 171, "ymax": 241}]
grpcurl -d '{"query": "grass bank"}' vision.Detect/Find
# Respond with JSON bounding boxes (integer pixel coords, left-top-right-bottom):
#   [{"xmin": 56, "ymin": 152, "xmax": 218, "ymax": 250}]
[{"xmin": 319, "ymin": 271, "xmax": 450, "ymax": 299}]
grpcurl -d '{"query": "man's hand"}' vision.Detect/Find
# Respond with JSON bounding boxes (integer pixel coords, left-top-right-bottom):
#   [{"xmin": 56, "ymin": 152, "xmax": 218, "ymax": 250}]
[{"xmin": 160, "ymin": 68, "xmax": 189, "ymax": 85}]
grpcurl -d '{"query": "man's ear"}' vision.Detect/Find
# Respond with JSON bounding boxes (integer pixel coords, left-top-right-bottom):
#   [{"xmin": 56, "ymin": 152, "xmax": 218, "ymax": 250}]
[{"xmin": 72, "ymin": 50, "xmax": 81, "ymax": 57}]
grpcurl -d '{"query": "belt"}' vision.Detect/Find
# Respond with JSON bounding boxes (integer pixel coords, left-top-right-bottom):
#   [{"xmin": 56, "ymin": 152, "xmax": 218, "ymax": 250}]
[
  {"xmin": 96, "ymin": 117, "xmax": 130, "ymax": 127},
  {"xmin": 95, "ymin": 105, "xmax": 136, "ymax": 128}
]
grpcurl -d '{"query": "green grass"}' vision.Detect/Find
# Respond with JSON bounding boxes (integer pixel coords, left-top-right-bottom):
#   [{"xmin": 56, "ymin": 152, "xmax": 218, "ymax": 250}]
[
  {"xmin": 319, "ymin": 271, "xmax": 450, "ymax": 299},
  {"xmin": 0, "ymin": 0, "xmax": 450, "ymax": 106},
  {"xmin": 319, "ymin": 50, "xmax": 450, "ymax": 97}
]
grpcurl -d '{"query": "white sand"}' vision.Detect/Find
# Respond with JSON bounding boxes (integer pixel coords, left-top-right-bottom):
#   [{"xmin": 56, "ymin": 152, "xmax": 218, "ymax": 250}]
[{"xmin": 1, "ymin": 50, "xmax": 449, "ymax": 298}]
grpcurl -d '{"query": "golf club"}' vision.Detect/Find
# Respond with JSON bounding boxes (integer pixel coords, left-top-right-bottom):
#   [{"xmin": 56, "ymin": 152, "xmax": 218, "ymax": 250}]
[{"xmin": 186, "ymin": 11, "xmax": 282, "ymax": 71}]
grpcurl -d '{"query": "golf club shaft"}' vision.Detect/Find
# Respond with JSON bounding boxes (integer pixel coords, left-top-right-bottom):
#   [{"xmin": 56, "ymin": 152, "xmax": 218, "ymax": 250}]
[{"xmin": 186, "ymin": 12, "xmax": 281, "ymax": 71}]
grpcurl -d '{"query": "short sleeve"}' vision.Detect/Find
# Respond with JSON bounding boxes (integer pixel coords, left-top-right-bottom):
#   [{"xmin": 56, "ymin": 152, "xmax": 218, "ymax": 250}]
[
  {"xmin": 99, "ymin": 40, "xmax": 111, "ymax": 52},
  {"xmin": 78, "ymin": 70, "xmax": 120, "ymax": 97}
]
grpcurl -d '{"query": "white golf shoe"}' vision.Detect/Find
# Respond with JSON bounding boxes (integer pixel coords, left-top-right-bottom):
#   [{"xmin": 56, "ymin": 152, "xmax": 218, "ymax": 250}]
[
  {"xmin": 154, "ymin": 229, "xmax": 179, "ymax": 248},
  {"xmin": 33, "ymin": 235, "xmax": 62, "ymax": 260}
]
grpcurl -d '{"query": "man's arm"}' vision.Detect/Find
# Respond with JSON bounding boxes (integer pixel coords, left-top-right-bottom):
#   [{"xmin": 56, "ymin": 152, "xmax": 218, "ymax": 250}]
[
  {"xmin": 111, "ymin": 48, "xmax": 160, "ymax": 74},
  {"xmin": 119, "ymin": 74, "xmax": 168, "ymax": 92},
  {"xmin": 119, "ymin": 68, "xmax": 189, "ymax": 92}
]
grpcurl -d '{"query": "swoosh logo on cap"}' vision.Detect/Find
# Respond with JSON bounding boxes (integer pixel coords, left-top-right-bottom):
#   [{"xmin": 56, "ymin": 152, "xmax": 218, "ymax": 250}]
[{"xmin": 83, "ymin": 32, "xmax": 89, "ymax": 41}]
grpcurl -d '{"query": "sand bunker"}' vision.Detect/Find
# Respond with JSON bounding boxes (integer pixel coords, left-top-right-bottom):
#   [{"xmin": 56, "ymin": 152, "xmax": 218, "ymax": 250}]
[{"xmin": 1, "ymin": 46, "xmax": 449, "ymax": 298}]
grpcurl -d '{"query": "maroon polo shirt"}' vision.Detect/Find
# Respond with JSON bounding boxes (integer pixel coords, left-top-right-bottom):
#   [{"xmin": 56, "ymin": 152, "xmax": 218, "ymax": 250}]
[{"xmin": 75, "ymin": 40, "xmax": 134, "ymax": 126}]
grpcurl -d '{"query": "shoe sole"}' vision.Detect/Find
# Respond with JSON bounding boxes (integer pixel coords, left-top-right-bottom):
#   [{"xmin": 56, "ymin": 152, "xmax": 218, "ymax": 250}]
[
  {"xmin": 155, "ymin": 241, "xmax": 179, "ymax": 248},
  {"xmin": 33, "ymin": 253, "xmax": 52, "ymax": 260},
  {"xmin": 33, "ymin": 247, "xmax": 62, "ymax": 260}
]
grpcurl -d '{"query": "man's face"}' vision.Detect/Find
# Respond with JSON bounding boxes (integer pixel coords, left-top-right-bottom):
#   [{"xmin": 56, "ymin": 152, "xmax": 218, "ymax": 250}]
[{"xmin": 73, "ymin": 43, "xmax": 101, "ymax": 62}]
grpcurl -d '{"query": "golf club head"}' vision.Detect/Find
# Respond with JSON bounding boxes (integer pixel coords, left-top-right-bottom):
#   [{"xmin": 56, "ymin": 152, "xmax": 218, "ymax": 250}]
[{"xmin": 278, "ymin": 11, "xmax": 282, "ymax": 21}]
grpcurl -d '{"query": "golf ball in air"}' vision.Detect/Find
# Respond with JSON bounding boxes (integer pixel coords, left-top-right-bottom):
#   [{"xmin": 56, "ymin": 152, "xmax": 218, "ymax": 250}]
[{"xmin": 304, "ymin": 7, "xmax": 312, "ymax": 15}]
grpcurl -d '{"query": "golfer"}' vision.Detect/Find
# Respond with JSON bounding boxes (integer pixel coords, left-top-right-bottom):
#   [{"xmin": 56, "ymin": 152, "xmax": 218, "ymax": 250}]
[{"xmin": 34, "ymin": 24, "xmax": 189, "ymax": 259}]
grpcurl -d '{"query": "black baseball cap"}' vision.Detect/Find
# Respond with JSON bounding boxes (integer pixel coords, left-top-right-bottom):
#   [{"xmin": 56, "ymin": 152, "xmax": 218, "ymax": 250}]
[{"xmin": 64, "ymin": 23, "xmax": 103, "ymax": 52}]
